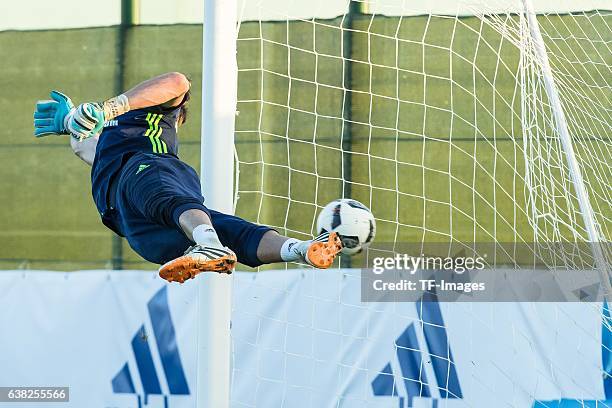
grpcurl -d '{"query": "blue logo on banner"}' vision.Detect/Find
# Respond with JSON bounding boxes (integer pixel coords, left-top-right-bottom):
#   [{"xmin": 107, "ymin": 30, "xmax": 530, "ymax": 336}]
[
  {"xmin": 112, "ymin": 286, "xmax": 190, "ymax": 407},
  {"xmin": 372, "ymin": 292, "xmax": 462, "ymax": 407},
  {"xmin": 372, "ymin": 297, "xmax": 612, "ymax": 407}
]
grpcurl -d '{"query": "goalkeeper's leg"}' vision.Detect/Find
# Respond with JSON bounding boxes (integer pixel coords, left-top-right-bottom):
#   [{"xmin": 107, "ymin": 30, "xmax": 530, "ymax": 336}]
[
  {"xmin": 113, "ymin": 153, "xmax": 237, "ymax": 282},
  {"xmin": 157, "ymin": 208, "xmax": 238, "ymax": 283},
  {"xmin": 254, "ymin": 228, "xmax": 343, "ymax": 268},
  {"xmin": 158, "ymin": 208, "xmax": 342, "ymax": 283},
  {"xmin": 207, "ymin": 210, "xmax": 343, "ymax": 270},
  {"xmin": 113, "ymin": 153, "xmax": 341, "ymax": 283}
]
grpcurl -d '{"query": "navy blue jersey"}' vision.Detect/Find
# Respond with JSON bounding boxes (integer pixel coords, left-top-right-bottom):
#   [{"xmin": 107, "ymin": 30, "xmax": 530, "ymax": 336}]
[{"xmin": 91, "ymin": 104, "xmax": 182, "ymax": 214}]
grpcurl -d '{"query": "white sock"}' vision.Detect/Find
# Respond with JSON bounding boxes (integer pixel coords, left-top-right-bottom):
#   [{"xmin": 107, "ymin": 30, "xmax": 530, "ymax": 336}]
[
  {"xmin": 280, "ymin": 238, "xmax": 303, "ymax": 262},
  {"xmin": 192, "ymin": 224, "xmax": 222, "ymax": 247}
]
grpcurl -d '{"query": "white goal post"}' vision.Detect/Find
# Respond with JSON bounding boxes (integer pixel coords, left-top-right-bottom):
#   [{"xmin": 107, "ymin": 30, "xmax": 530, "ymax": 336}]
[{"xmin": 197, "ymin": 0, "xmax": 237, "ymax": 407}]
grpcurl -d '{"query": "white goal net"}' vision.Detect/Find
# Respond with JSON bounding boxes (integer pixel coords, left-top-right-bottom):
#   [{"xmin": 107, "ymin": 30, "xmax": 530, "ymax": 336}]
[{"xmin": 230, "ymin": 0, "xmax": 612, "ymax": 406}]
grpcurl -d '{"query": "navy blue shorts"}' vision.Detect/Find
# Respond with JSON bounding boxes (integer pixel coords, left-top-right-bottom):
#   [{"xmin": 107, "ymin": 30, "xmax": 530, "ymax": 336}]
[{"xmin": 105, "ymin": 152, "xmax": 272, "ymax": 267}]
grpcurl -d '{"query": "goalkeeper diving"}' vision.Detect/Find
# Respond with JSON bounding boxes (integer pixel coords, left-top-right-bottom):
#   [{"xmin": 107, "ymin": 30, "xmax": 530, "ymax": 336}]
[{"xmin": 33, "ymin": 72, "xmax": 342, "ymax": 282}]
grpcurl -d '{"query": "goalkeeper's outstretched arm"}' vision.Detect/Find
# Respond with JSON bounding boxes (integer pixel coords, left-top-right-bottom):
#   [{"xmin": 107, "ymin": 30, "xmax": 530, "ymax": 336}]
[
  {"xmin": 123, "ymin": 72, "xmax": 190, "ymax": 110},
  {"xmin": 68, "ymin": 72, "xmax": 190, "ymax": 165},
  {"xmin": 69, "ymin": 72, "xmax": 191, "ymax": 140},
  {"xmin": 95, "ymin": 71, "xmax": 190, "ymax": 122},
  {"xmin": 34, "ymin": 72, "xmax": 191, "ymax": 141}
]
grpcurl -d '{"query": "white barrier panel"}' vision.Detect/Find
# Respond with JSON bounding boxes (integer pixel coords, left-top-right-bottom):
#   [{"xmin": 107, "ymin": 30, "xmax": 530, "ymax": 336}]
[
  {"xmin": 0, "ymin": 271, "xmax": 198, "ymax": 407},
  {"xmin": 0, "ymin": 269, "xmax": 607, "ymax": 407},
  {"xmin": 2, "ymin": 0, "xmax": 610, "ymax": 31}
]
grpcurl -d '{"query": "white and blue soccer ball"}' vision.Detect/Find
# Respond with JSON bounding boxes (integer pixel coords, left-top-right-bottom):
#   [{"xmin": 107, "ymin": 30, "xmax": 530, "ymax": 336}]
[{"xmin": 316, "ymin": 199, "xmax": 376, "ymax": 255}]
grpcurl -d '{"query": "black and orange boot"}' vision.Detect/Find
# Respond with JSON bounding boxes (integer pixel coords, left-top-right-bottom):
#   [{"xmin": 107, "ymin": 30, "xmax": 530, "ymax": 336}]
[
  {"xmin": 298, "ymin": 231, "xmax": 343, "ymax": 268},
  {"xmin": 159, "ymin": 245, "xmax": 237, "ymax": 283}
]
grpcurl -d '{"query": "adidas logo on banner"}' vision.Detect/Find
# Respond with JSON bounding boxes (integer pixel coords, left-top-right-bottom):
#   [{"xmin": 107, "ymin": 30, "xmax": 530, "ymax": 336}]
[
  {"xmin": 112, "ymin": 287, "xmax": 190, "ymax": 407},
  {"xmin": 372, "ymin": 292, "xmax": 462, "ymax": 407},
  {"xmin": 373, "ymin": 298, "xmax": 612, "ymax": 407}
]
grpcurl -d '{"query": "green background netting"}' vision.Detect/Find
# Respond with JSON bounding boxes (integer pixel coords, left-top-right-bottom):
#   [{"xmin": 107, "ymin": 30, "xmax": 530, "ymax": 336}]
[{"xmin": 1, "ymin": 13, "xmax": 609, "ymax": 270}]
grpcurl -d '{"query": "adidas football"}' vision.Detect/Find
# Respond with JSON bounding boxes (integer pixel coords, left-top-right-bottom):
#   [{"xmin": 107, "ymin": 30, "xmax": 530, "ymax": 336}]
[{"xmin": 316, "ymin": 199, "xmax": 376, "ymax": 255}]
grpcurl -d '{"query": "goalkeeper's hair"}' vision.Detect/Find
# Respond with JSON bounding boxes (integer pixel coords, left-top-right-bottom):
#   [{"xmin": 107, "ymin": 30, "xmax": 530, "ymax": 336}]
[
  {"xmin": 178, "ymin": 89, "xmax": 190, "ymax": 126},
  {"xmin": 178, "ymin": 76, "xmax": 192, "ymax": 127}
]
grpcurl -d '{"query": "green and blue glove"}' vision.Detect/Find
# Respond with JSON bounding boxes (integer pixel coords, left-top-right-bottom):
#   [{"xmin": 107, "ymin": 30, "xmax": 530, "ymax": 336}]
[
  {"xmin": 66, "ymin": 102, "xmax": 106, "ymax": 140},
  {"xmin": 34, "ymin": 91, "xmax": 130, "ymax": 140},
  {"xmin": 33, "ymin": 91, "xmax": 74, "ymax": 137}
]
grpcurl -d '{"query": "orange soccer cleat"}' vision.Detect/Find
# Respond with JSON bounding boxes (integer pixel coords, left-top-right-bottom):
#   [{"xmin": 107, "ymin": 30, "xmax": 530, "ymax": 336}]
[
  {"xmin": 158, "ymin": 245, "xmax": 237, "ymax": 283},
  {"xmin": 301, "ymin": 231, "xmax": 343, "ymax": 269}
]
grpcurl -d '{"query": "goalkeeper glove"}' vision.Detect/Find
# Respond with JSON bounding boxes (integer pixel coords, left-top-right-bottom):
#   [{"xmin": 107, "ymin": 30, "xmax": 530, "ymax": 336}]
[
  {"xmin": 66, "ymin": 95, "xmax": 131, "ymax": 140},
  {"xmin": 34, "ymin": 91, "xmax": 130, "ymax": 140},
  {"xmin": 66, "ymin": 102, "xmax": 106, "ymax": 141},
  {"xmin": 33, "ymin": 90, "xmax": 74, "ymax": 137}
]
